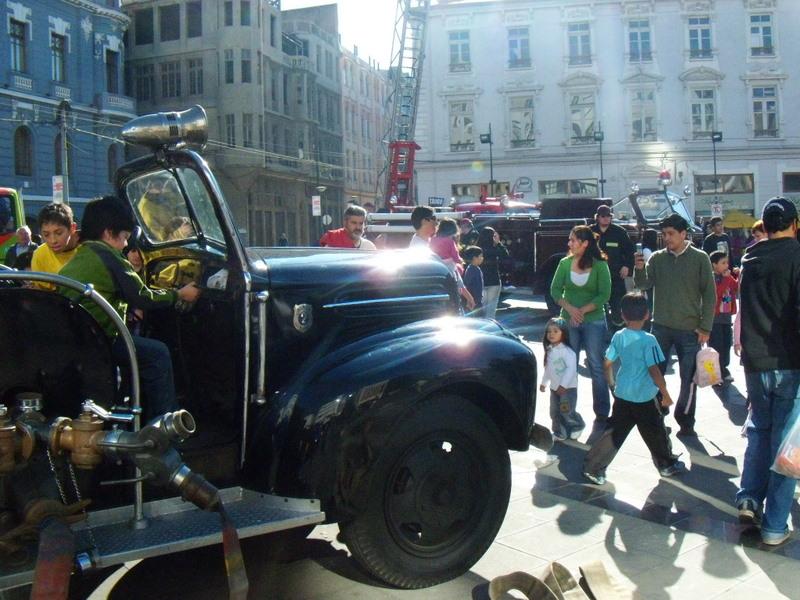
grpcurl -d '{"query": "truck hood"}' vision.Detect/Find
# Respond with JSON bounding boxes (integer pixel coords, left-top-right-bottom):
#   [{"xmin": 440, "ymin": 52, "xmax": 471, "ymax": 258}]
[{"xmin": 245, "ymin": 248, "xmax": 460, "ymax": 342}]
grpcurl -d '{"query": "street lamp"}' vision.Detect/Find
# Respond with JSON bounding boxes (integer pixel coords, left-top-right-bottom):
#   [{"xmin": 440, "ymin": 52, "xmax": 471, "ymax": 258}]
[
  {"xmin": 593, "ymin": 127, "xmax": 605, "ymax": 197},
  {"xmin": 711, "ymin": 131, "xmax": 723, "ymax": 203},
  {"xmin": 480, "ymin": 123, "xmax": 494, "ymax": 198}
]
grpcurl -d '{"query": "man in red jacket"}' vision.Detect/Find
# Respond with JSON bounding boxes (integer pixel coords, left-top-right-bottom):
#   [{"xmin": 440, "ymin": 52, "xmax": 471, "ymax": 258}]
[{"xmin": 319, "ymin": 205, "xmax": 376, "ymax": 250}]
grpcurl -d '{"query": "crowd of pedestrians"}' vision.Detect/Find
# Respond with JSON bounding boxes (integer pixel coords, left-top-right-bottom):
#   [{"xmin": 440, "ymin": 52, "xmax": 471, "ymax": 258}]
[{"xmin": 8, "ymin": 190, "xmax": 800, "ymax": 548}]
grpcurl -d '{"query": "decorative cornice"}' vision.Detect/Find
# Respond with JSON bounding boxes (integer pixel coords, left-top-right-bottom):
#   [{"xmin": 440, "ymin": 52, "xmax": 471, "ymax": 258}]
[
  {"xmin": 681, "ymin": 0, "xmax": 714, "ymax": 14},
  {"xmin": 497, "ymin": 81, "xmax": 544, "ymax": 95},
  {"xmin": 62, "ymin": 0, "xmax": 130, "ymax": 25},
  {"xmin": 621, "ymin": 1, "xmax": 655, "ymax": 17},
  {"xmin": 438, "ymin": 84, "xmax": 483, "ymax": 98},
  {"xmin": 744, "ymin": 0, "xmax": 776, "ymax": 10},
  {"xmin": 620, "ymin": 68, "xmax": 664, "ymax": 85},
  {"xmin": 679, "ymin": 66, "xmax": 725, "ymax": 82},
  {"xmin": 559, "ymin": 71, "xmax": 602, "ymax": 88},
  {"xmin": 740, "ymin": 68, "xmax": 787, "ymax": 82}
]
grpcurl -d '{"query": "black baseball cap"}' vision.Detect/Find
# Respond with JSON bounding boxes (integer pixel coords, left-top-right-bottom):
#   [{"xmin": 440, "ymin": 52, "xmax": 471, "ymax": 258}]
[
  {"xmin": 761, "ymin": 197, "xmax": 798, "ymax": 221},
  {"xmin": 596, "ymin": 205, "xmax": 612, "ymax": 217}
]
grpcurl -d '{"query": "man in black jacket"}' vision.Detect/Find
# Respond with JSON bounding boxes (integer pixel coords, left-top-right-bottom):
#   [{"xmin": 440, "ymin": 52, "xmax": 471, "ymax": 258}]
[
  {"xmin": 591, "ymin": 205, "xmax": 634, "ymax": 327},
  {"xmin": 735, "ymin": 197, "xmax": 800, "ymax": 546}
]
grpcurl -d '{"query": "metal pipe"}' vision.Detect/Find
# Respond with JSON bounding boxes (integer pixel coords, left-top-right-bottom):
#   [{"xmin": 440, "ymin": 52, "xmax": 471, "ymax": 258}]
[
  {"xmin": 253, "ymin": 291, "xmax": 269, "ymax": 405},
  {"xmin": 0, "ymin": 271, "xmax": 145, "ymax": 525}
]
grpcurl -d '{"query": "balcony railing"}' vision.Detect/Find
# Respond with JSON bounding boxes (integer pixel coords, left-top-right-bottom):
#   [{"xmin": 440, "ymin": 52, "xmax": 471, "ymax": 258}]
[
  {"xmin": 689, "ymin": 48, "xmax": 713, "ymax": 59},
  {"xmin": 568, "ymin": 54, "xmax": 592, "ymax": 66},
  {"xmin": 571, "ymin": 135, "xmax": 596, "ymax": 145},
  {"xmin": 449, "ymin": 62, "xmax": 471, "ymax": 73},
  {"xmin": 508, "ymin": 58, "xmax": 531, "ymax": 69},
  {"xmin": 9, "ymin": 72, "xmax": 33, "ymax": 92},
  {"xmin": 751, "ymin": 46, "xmax": 774, "ymax": 57},
  {"xmin": 95, "ymin": 92, "xmax": 135, "ymax": 113},
  {"xmin": 449, "ymin": 142, "xmax": 475, "ymax": 152},
  {"xmin": 629, "ymin": 52, "xmax": 652, "ymax": 62},
  {"xmin": 510, "ymin": 138, "xmax": 536, "ymax": 148},
  {"xmin": 754, "ymin": 128, "xmax": 778, "ymax": 138},
  {"xmin": 50, "ymin": 82, "xmax": 71, "ymax": 100}
]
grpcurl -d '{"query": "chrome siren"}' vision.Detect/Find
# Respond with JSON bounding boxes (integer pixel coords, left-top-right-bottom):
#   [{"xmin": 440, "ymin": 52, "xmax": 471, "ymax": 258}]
[{"xmin": 121, "ymin": 105, "xmax": 208, "ymax": 151}]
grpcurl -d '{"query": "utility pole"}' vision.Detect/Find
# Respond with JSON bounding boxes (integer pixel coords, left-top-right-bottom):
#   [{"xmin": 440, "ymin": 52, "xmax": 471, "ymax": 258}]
[
  {"xmin": 480, "ymin": 123, "xmax": 494, "ymax": 197},
  {"xmin": 58, "ymin": 100, "xmax": 70, "ymax": 205}
]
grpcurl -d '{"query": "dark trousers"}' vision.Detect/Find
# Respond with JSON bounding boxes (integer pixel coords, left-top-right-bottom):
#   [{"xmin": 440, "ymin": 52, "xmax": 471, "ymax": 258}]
[
  {"xmin": 583, "ymin": 396, "xmax": 676, "ymax": 475},
  {"xmin": 113, "ymin": 334, "xmax": 178, "ymax": 423},
  {"xmin": 607, "ymin": 276, "xmax": 627, "ymax": 327},
  {"xmin": 709, "ymin": 321, "xmax": 732, "ymax": 375},
  {"xmin": 652, "ymin": 323, "xmax": 699, "ymax": 429}
]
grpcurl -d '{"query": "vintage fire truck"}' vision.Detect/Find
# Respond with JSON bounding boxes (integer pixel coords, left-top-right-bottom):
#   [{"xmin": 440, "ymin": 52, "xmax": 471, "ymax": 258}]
[{"xmin": 0, "ymin": 107, "xmax": 541, "ymax": 596}]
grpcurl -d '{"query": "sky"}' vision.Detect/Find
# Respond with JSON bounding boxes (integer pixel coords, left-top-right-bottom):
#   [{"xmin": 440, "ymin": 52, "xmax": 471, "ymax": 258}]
[{"xmin": 281, "ymin": 0, "xmax": 398, "ymax": 69}]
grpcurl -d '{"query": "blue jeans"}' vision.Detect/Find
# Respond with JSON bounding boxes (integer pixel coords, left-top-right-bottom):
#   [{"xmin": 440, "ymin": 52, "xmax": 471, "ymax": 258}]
[
  {"xmin": 568, "ymin": 319, "xmax": 610, "ymax": 419},
  {"xmin": 113, "ymin": 334, "xmax": 178, "ymax": 423},
  {"xmin": 483, "ymin": 285, "xmax": 501, "ymax": 319},
  {"xmin": 651, "ymin": 323, "xmax": 699, "ymax": 429},
  {"xmin": 737, "ymin": 370, "xmax": 800, "ymax": 536}
]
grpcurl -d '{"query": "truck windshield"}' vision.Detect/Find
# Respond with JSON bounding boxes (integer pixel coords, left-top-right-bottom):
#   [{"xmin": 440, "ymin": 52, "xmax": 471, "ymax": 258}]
[
  {"xmin": 613, "ymin": 190, "xmax": 695, "ymax": 227},
  {"xmin": 127, "ymin": 168, "xmax": 225, "ymax": 245},
  {"xmin": 0, "ymin": 195, "xmax": 16, "ymax": 235}
]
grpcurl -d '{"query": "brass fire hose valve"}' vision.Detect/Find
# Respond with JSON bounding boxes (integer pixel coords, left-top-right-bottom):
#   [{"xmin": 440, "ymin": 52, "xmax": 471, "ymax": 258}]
[{"xmin": 48, "ymin": 410, "xmax": 105, "ymax": 470}]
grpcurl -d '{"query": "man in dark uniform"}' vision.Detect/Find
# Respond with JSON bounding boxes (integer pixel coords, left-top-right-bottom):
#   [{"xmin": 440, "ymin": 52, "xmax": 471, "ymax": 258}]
[{"xmin": 591, "ymin": 205, "xmax": 635, "ymax": 327}]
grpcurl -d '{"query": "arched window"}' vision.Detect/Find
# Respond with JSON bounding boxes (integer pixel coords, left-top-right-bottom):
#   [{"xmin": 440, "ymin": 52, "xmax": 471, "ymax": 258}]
[
  {"xmin": 107, "ymin": 144, "xmax": 118, "ymax": 183},
  {"xmin": 14, "ymin": 127, "xmax": 32, "ymax": 176}
]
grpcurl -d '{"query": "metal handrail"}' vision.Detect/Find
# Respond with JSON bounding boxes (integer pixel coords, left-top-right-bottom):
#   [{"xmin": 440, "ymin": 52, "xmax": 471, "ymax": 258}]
[{"xmin": 0, "ymin": 270, "xmax": 147, "ymax": 526}]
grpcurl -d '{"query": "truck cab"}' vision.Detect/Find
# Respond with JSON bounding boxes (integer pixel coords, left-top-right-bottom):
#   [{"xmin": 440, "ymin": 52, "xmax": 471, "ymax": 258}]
[{"xmin": 0, "ymin": 107, "xmax": 539, "ymax": 593}]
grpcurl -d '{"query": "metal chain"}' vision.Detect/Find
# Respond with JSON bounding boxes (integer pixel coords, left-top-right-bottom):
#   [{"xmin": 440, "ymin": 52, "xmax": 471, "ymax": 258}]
[
  {"xmin": 46, "ymin": 448, "xmax": 69, "ymax": 506},
  {"xmin": 45, "ymin": 448, "xmax": 98, "ymax": 551},
  {"xmin": 68, "ymin": 461, "xmax": 98, "ymax": 550}
]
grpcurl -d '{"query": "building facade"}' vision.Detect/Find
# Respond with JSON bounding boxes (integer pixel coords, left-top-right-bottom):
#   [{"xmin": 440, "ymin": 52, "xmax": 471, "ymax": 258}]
[
  {"xmin": 416, "ymin": 0, "xmax": 800, "ymax": 219},
  {"xmin": 340, "ymin": 47, "xmax": 388, "ymax": 209},
  {"xmin": 123, "ymin": 0, "xmax": 324, "ymax": 245},
  {"xmin": 1, "ymin": 0, "xmax": 136, "ymax": 221}
]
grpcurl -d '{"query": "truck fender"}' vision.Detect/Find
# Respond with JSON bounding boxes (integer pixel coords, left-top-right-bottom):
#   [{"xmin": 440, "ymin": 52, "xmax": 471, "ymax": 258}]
[{"xmin": 244, "ymin": 317, "xmax": 536, "ymax": 519}]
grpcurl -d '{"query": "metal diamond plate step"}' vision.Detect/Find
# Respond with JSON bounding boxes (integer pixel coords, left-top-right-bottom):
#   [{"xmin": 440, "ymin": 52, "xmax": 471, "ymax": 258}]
[{"xmin": 0, "ymin": 487, "xmax": 324, "ymax": 591}]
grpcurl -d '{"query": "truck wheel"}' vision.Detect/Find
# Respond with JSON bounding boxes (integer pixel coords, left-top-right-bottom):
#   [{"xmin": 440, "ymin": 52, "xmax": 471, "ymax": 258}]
[{"xmin": 340, "ymin": 396, "xmax": 511, "ymax": 589}]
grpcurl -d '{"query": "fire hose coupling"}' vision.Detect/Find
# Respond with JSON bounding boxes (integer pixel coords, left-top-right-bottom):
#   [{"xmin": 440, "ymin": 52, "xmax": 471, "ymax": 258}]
[{"xmin": 0, "ymin": 404, "xmax": 35, "ymax": 475}]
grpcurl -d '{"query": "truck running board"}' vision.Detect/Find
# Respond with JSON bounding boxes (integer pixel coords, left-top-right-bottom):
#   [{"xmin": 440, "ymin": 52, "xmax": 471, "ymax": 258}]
[{"xmin": 0, "ymin": 488, "xmax": 325, "ymax": 591}]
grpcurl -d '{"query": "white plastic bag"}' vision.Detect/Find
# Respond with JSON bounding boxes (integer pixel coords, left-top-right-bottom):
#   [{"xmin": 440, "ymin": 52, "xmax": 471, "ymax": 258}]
[
  {"xmin": 772, "ymin": 413, "xmax": 800, "ymax": 478},
  {"xmin": 693, "ymin": 345, "xmax": 721, "ymax": 388}
]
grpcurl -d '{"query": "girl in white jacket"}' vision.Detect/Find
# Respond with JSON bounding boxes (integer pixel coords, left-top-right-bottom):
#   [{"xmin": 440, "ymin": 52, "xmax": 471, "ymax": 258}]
[{"xmin": 540, "ymin": 318, "xmax": 585, "ymax": 441}]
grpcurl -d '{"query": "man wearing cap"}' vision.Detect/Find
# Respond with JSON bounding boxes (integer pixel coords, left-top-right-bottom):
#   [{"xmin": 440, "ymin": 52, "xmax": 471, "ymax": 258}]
[
  {"xmin": 634, "ymin": 213, "xmax": 716, "ymax": 437},
  {"xmin": 736, "ymin": 197, "xmax": 800, "ymax": 546},
  {"xmin": 591, "ymin": 205, "xmax": 635, "ymax": 327}
]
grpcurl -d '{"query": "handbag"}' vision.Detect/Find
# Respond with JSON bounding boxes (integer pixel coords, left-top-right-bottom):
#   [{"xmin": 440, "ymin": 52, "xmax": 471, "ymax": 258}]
[{"xmin": 693, "ymin": 345, "xmax": 722, "ymax": 388}]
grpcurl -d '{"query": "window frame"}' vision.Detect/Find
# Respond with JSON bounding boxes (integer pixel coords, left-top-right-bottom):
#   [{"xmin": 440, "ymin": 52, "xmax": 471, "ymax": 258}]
[
  {"xmin": 51, "ymin": 33, "xmax": 67, "ymax": 82},
  {"xmin": 186, "ymin": 1, "xmax": 202, "ymax": 38},
  {"xmin": 629, "ymin": 87, "xmax": 658, "ymax": 143},
  {"xmin": 241, "ymin": 1, "xmax": 251, "ymax": 26},
  {"xmin": 751, "ymin": 85, "xmax": 778, "ymax": 138},
  {"xmin": 448, "ymin": 100, "xmax": 475, "ymax": 152},
  {"xmin": 628, "ymin": 19, "xmax": 652, "ymax": 63},
  {"xmin": 568, "ymin": 91, "xmax": 597, "ymax": 145},
  {"xmin": 225, "ymin": 114, "xmax": 236, "ymax": 147},
  {"xmin": 508, "ymin": 95, "xmax": 536, "ymax": 148},
  {"xmin": 14, "ymin": 126, "xmax": 32, "ymax": 177},
  {"xmin": 105, "ymin": 49, "xmax": 120, "ymax": 94},
  {"xmin": 159, "ymin": 4, "xmax": 180, "ymax": 42},
  {"xmin": 688, "ymin": 16, "xmax": 713, "ymax": 60},
  {"xmin": 224, "ymin": 1, "xmax": 233, "ymax": 27},
  {"xmin": 224, "ymin": 49, "xmax": 234, "ymax": 84},
  {"xmin": 160, "ymin": 60, "xmax": 182, "ymax": 98},
  {"xmin": 187, "ymin": 58, "xmax": 203, "ymax": 95},
  {"xmin": 448, "ymin": 30, "xmax": 471, "ymax": 73},
  {"xmin": 507, "ymin": 27, "xmax": 531, "ymax": 69},
  {"xmin": 567, "ymin": 22, "xmax": 592, "ymax": 66},
  {"xmin": 241, "ymin": 49, "xmax": 252, "ymax": 83},
  {"xmin": 749, "ymin": 13, "xmax": 774, "ymax": 57},
  {"xmin": 10, "ymin": 19, "xmax": 27, "ymax": 72},
  {"xmin": 689, "ymin": 87, "xmax": 717, "ymax": 140}
]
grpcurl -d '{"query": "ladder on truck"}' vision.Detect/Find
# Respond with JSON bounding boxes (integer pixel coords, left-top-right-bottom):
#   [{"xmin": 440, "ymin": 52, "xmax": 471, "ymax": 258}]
[{"xmin": 379, "ymin": 0, "xmax": 430, "ymax": 211}]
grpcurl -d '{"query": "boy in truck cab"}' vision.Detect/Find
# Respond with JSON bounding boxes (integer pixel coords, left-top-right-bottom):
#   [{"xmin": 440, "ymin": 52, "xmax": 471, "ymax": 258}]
[{"xmin": 59, "ymin": 195, "xmax": 201, "ymax": 421}]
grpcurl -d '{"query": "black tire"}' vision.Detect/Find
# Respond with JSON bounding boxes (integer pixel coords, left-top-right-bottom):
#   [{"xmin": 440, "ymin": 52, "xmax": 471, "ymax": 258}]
[{"xmin": 339, "ymin": 396, "xmax": 511, "ymax": 589}]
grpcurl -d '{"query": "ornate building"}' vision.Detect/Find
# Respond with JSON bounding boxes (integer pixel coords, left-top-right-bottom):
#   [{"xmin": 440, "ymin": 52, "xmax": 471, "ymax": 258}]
[
  {"xmin": 416, "ymin": 0, "xmax": 799, "ymax": 219},
  {"xmin": 1, "ymin": 0, "xmax": 136, "ymax": 221}
]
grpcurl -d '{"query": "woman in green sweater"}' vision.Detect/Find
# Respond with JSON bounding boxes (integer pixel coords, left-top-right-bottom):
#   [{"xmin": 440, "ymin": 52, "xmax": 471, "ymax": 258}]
[{"xmin": 550, "ymin": 225, "xmax": 612, "ymax": 420}]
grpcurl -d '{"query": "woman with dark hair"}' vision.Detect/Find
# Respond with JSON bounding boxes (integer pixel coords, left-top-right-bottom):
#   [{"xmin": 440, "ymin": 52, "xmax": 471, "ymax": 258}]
[
  {"xmin": 477, "ymin": 226, "xmax": 509, "ymax": 319},
  {"xmin": 550, "ymin": 225, "xmax": 612, "ymax": 421}
]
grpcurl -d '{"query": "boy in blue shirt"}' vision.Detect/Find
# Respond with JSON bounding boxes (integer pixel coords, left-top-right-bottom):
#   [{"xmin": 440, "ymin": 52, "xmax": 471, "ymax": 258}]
[{"xmin": 583, "ymin": 293, "xmax": 686, "ymax": 484}]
